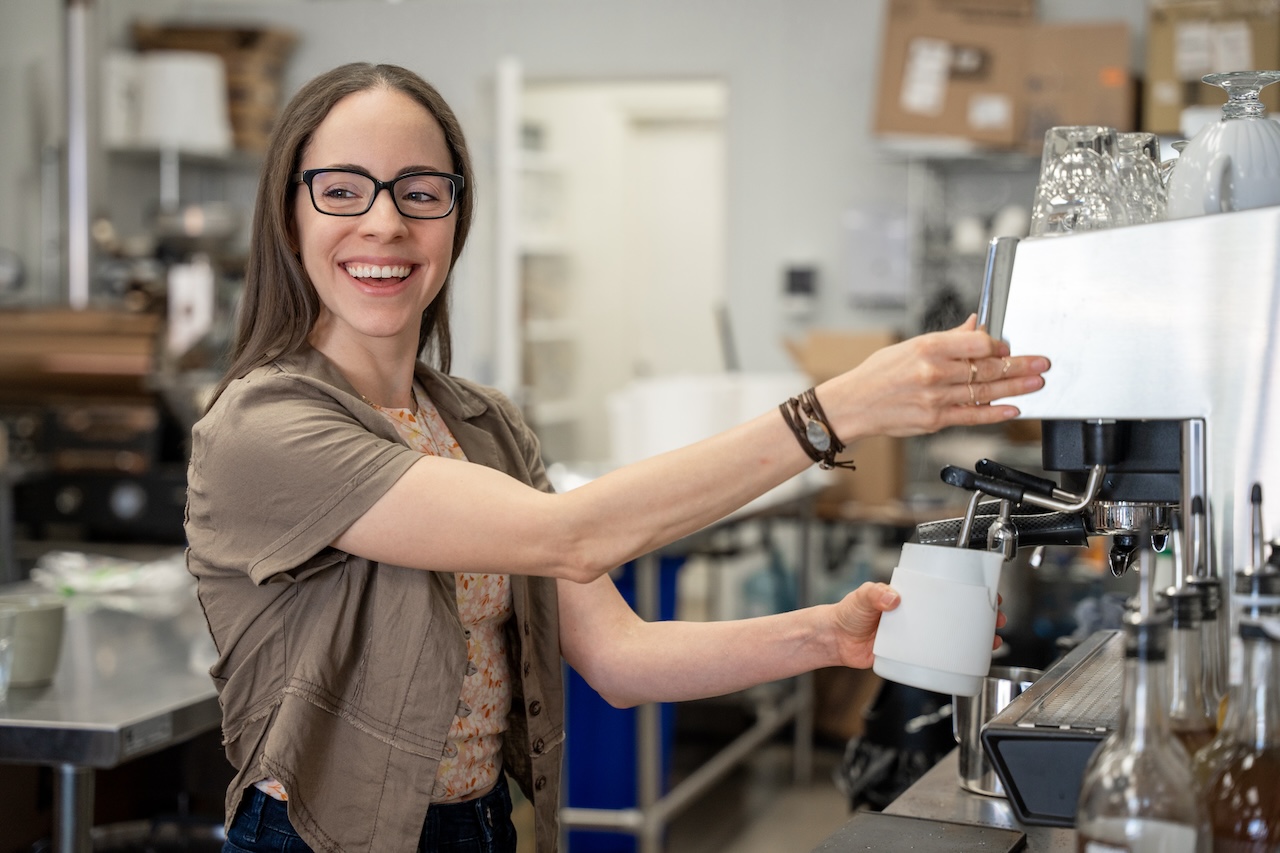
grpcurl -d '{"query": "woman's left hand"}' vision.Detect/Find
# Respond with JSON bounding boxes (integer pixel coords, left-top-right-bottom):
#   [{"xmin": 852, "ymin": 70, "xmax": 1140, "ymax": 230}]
[
  {"xmin": 831, "ymin": 582, "xmax": 1005, "ymax": 669},
  {"xmin": 816, "ymin": 314, "xmax": 1050, "ymax": 444}
]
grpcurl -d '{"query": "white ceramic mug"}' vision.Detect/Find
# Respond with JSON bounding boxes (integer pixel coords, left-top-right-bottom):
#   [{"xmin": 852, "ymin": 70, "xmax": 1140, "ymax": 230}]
[
  {"xmin": 872, "ymin": 543, "xmax": 1003, "ymax": 697},
  {"xmin": 1165, "ymin": 71, "xmax": 1280, "ymax": 219},
  {"xmin": 0, "ymin": 593, "xmax": 67, "ymax": 687},
  {"xmin": 1164, "ymin": 118, "xmax": 1280, "ymax": 219}
]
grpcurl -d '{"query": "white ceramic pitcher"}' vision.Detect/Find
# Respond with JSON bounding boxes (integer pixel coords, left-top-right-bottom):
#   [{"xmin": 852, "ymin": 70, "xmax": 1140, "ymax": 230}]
[
  {"xmin": 872, "ymin": 542, "xmax": 1003, "ymax": 697},
  {"xmin": 1166, "ymin": 71, "xmax": 1280, "ymax": 219}
]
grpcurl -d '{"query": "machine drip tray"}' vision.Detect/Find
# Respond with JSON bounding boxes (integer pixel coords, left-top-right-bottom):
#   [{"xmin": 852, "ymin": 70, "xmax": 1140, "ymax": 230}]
[{"xmin": 981, "ymin": 629, "xmax": 1123, "ymax": 827}]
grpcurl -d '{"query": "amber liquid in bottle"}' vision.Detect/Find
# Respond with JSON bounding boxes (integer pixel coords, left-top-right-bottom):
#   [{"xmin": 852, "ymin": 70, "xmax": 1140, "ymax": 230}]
[
  {"xmin": 1205, "ymin": 617, "xmax": 1280, "ymax": 853},
  {"xmin": 1170, "ymin": 722, "xmax": 1216, "ymax": 758},
  {"xmin": 1209, "ymin": 750, "xmax": 1280, "ymax": 853}
]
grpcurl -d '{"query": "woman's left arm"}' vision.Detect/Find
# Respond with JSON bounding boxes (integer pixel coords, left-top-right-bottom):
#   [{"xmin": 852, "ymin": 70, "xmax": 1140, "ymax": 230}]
[{"xmin": 558, "ymin": 573, "xmax": 922, "ymax": 709}]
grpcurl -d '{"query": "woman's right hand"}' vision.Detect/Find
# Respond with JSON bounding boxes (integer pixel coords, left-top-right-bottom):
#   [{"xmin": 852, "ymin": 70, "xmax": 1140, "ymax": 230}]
[{"xmin": 818, "ymin": 314, "xmax": 1049, "ymax": 444}]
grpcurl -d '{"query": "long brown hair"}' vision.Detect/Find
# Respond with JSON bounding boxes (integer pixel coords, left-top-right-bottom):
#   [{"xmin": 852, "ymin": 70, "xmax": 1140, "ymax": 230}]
[{"xmin": 209, "ymin": 63, "xmax": 475, "ymax": 407}]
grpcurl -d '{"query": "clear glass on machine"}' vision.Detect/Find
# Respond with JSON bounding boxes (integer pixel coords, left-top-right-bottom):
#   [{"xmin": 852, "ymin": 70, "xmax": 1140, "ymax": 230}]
[{"xmin": 1029, "ymin": 126, "xmax": 1129, "ymax": 237}]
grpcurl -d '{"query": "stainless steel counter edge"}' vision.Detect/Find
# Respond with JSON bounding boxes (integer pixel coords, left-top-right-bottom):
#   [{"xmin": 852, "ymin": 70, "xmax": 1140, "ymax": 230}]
[
  {"xmin": 813, "ymin": 750, "xmax": 1077, "ymax": 852},
  {"xmin": 0, "ymin": 692, "xmax": 220, "ymax": 768}
]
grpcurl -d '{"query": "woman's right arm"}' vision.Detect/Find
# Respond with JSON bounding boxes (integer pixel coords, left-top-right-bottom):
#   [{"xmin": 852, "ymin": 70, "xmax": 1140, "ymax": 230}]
[{"xmin": 331, "ymin": 317, "xmax": 1049, "ymax": 582}]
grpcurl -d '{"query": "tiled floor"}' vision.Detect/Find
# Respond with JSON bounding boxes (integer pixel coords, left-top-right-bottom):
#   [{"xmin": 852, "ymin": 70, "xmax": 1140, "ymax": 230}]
[
  {"xmin": 666, "ymin": 741, "xmax": 850, "ymax": 853},
  {"xmin": 513, "ymin": 735, "xmax": 852, "ymax": 853}
]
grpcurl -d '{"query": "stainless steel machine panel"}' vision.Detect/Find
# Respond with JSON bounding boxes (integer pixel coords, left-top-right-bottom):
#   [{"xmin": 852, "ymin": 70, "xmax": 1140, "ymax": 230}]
[{"xmin": 989, "ymin": 207, "xmax": 1280, "ymax": 570}]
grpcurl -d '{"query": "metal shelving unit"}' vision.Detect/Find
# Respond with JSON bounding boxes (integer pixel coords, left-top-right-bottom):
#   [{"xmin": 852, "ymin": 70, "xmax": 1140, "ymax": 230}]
[{"xmin": 902, "ymin": 152, "xmax": 1039, "ymax": 335}]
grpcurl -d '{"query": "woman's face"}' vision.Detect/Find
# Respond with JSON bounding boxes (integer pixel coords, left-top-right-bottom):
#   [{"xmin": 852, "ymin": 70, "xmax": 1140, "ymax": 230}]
[{"xmin": 295, "ymin": 86, "xmax": 457, "ymax": 353}]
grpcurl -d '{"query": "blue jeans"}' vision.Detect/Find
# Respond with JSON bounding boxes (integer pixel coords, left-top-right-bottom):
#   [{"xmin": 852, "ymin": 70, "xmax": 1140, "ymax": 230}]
[{"xmin": 223, "ymin": 776, "xmax": 518, "ymax": 853}]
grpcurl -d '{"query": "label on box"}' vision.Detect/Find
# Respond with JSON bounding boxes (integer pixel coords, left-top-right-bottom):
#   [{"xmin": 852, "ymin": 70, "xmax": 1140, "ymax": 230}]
[
  {"xmin": 1174, "ymin": 20, "xmax": 1215, "ymax": 79},
  {"xmin": 1174, "ymin": 19, "xmax": 1254, "ymax": 80},
  {"xmin": 900, "ymin": 37, "xmax": 951, "ymax": 115},
  {"xmin": 968, "ymin": 92, "xmax": 1013, "ymax": 129},
  {"xmin": 1212, "ymin": 20, "xmax": 1254, "ymax": 72}
]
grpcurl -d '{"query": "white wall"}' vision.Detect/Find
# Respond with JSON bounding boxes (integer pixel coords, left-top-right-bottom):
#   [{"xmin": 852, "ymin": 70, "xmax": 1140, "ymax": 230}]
[
  {"xmin": 0, "ymin": 1, "xmax": 63, "ymax": 303},
  {"xmin": 0, "ymin": 0, "xmax": 1148, "ymax": 378}
]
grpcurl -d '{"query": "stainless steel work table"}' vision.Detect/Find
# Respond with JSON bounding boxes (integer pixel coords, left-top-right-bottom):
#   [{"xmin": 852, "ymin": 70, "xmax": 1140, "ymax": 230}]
[
  {"xmin": 814, "ymin": 749, "xmax": 1076, "ymax": 852},
  {"xmin": 0, "ymin": 579, "xmax": 220, "ymax": 853}
]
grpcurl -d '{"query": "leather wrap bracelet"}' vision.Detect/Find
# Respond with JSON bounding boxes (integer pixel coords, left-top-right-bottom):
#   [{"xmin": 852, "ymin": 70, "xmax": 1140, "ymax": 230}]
[{"xmin": 779, "ymin": 388, "xmax": 856, "ymax": 471}]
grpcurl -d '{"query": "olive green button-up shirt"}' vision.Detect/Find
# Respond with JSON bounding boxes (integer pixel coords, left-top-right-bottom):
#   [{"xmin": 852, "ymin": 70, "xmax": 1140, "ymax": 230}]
[{"xmin": 185, "ymin": 345, "xmax": 564, "ymax": 852}]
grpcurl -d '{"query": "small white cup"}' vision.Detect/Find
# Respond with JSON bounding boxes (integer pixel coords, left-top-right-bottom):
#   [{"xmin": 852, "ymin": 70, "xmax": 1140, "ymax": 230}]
[
  {"xmin": 872, "ymin": 543, "xmax": 1003, "ymax": 697},
  {"xmin": 0, "ymin": 594, "xmax": 67, "ymax": 687}
]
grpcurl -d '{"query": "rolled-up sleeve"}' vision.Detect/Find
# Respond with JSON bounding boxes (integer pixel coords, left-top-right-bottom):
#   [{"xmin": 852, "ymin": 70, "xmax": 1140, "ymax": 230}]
[{"xmin": 186, "ymin": 371, "xmax": 421, "ymax": 585}]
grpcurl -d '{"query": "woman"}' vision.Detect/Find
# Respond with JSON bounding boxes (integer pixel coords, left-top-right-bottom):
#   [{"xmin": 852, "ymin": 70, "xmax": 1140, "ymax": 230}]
[{"xmin": 185, "ymin": 62, "xmax": 1049, "ymax": 853}]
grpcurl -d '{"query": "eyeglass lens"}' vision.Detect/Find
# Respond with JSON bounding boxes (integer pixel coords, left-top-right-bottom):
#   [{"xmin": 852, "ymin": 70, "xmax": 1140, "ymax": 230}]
[{"xmin": 309, "ymin": 171, "xmax": 456, "ymax": 218}]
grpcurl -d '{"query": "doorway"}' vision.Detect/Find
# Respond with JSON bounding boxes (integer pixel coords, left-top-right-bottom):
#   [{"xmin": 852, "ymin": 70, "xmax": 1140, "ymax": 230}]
[{"xmin": 517, "ymin": 80, "xmax": 728, "ymax": 464}]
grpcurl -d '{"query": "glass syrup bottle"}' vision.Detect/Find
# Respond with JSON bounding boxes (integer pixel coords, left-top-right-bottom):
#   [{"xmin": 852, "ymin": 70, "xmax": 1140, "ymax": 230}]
[
  {"xmin": 1203, "ymin": 612, "xmax": 1280, "ymax": 852},
  {"xmin": 1194, "ymin": 485, "xmax": 1275, "ymax": 788},
  {"xmin": 1076, "ymin": 538, "xmax": 1210, "ymax": 853},
  {"xmin": 1185, "ymin": 496, "xmax": 1227, "ymax": 712},
  {"xmin": 1192, "ymin": 566, "xmax": 1280, "ymax": 788},
  {"xmin": 1162, "ymin": 584, "xmax": 1217, "ymax": 756}
]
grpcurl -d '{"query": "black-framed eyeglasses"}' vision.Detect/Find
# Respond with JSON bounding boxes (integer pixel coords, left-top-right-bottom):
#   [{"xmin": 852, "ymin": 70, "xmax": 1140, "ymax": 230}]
[{"xmin": 293, "ymin": 168, "xmax": 465, "ymax": 220}]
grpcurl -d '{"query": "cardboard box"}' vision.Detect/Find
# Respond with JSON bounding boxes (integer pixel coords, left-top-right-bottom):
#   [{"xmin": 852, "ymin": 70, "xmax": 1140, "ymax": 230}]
[
  {"xmin": 1022, "ymin": 23, "xmax": 1135, "ymax": 153},
  {"xmin": 876, "ymin": 2, "xmax": 1134, "ymax": 150},
  {"xmin": 874, "ymin": 0, "xmax": 1034, "ymax": 147},
  {"xmin": 784, "ymin": 330, "xmax": 906, "ymax": 508},
  {"xmin": 1144, "ymin": 0, "xmax": 1280, "ymax": 134},
  {"xmin": 132, "ymin": 23, "xmax": 297, "ymax": 152}
]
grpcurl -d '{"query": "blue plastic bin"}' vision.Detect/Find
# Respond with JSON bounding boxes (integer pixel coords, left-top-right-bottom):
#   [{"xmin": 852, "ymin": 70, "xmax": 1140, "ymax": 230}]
[{"xmin": 564, "ymin": 556, "xmax": 682, "ymax": 853}]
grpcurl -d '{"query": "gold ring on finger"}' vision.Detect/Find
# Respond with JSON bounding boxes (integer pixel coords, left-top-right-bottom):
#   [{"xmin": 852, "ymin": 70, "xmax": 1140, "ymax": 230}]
[
  {"xmin": 1002, "ymin": 357, "xmax": 1011, "ymax": 376},
  {"xmin": 968, "ymin": 360, "xmax": 978, "ymax": 383},
  {"xmin": 968, "ymin": 383, "xmax": 977, "ymax": 406}
]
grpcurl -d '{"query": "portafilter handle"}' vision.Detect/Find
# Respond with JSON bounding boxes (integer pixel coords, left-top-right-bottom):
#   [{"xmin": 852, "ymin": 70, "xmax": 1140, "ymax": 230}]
[
  {"xmin": 914, "ymin": 510, "xmax": 1091, "ymax": 551},
  {"xmin": 932, "ymin": 463, "xmax": 1094, "ymax": 557}
]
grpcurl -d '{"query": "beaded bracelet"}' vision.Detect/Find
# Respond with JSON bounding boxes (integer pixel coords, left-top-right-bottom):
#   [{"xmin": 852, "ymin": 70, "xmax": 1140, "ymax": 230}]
[{"xmin": 779, "ymin": 387, "xmax": 856, "ymax": 471}]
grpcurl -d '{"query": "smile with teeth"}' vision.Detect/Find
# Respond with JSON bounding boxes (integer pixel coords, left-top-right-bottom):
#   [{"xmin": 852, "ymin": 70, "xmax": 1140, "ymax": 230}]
[{"xmin": 344, "ymin": 263, "xmax": 413, "ymax": 280}]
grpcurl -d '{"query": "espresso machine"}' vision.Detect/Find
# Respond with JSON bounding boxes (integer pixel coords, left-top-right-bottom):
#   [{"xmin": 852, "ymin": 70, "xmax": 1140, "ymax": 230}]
[{"xmin": 916, "ymin": 206, "xmax": 1280, "ymax": 826}]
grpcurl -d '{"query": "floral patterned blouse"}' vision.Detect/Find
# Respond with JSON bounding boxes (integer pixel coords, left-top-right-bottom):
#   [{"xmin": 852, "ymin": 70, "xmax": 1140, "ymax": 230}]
[{"xmin": 254, "ymin": 383, "xmax": 514, "ymax": 804}]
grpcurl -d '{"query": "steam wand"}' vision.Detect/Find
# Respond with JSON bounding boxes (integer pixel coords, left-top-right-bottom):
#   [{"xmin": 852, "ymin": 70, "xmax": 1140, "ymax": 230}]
[{"xmin": 933, "ymin": 459, "xmax": 1101, "ymax": 560}]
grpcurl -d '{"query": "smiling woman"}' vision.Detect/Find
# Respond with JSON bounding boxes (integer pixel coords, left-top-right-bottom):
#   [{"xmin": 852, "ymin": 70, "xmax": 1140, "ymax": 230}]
[
  {"xmin": 183, "ymin": 62, "xmax": 1049, "ymax": 853},
  {"xmin": 291, "ymin": 86, "xmax": 461, "ymax": 405}
]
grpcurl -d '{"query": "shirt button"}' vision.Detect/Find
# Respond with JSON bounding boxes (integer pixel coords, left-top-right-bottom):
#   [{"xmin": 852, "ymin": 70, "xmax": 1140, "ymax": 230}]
[
  {"xmin": 456, "ymin": 702, "xmax": 472, "ymax": 718},
  {"xmin": 466, "ymin": 661, "xmax": 479, "ymax": 676},
  {"xmin": 534, "ymin": 776, "xmax": 547, "ymax": 791},
  {"xmin": 464, "ymin": 629, "xmax": 473, "ymax": 640},
  {"xmin": 444, "ymin": 743, "xmax": 458, "ymax": 758},
  {"xmin": 529, "ymin": 700, "xmax": 542, "ymax": 716},
  {"xmin": 523, "ymin": 621, "xmax": 530, "ymax": 637},
  {"xmin": 523, "ymin": 661, "xmax": 531, "ymax": 677},
  {"xmin": 532, "ymin": 738, "xmax": 545, "ymax": 755}
]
